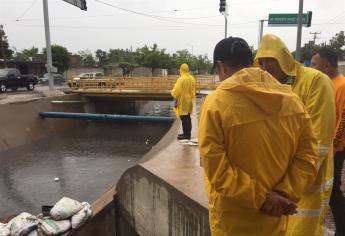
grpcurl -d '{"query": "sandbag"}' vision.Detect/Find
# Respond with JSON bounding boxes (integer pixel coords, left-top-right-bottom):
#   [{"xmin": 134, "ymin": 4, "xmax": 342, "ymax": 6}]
[
  {"xmin": 71, "ymin": 202, "xmax": 92, "ymax": 229},
  {"xmin": 0, "ymin": 223, "xmax": 10, "ymax": 236},
  {"xmin": 38, "ymin": 219, "xmax": 71, "ymax": 236},
  {"xmin": 7, "ymin": 213, "xmax": 38, "ymax": 236},
  {"xmin": 50, "ymin": 197, "xmax": 83, "ymax": 220}
]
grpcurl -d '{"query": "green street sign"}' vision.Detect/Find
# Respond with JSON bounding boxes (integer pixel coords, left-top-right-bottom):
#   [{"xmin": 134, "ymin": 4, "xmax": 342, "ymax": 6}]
[{"xmin": 268, "ymin": 11, "xmax": 312, "ymax": 27}]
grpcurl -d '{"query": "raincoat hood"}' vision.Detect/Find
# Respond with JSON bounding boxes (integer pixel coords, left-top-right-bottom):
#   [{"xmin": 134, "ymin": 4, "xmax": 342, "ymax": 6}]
[
  {"xmin": 218, "ymin": 68, "xmax": 302, "ymax": 116},
  {"xmin": 254, "ymin": 34, "xmax": 300, "ymax": 76},
  {"xmin": 180, "ymin": 63, "xmax": 190, "ymax": 76}
]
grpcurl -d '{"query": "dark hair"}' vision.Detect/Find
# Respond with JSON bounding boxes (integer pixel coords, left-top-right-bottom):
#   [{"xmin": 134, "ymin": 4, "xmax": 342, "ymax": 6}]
[
  {"xmin": 213, "ymin": 37, "xmax": 253, "ymax": 69},
  {"xmin": 316, "ymin": 47, "xmax": 338, "ymax": 68}
]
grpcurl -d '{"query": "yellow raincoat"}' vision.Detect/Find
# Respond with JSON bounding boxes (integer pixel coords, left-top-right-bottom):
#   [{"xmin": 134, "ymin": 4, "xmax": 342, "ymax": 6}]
[
  {"xmin": 171, "ymin": 64, "xmax": 196, "ymax": 117},
  {"xmin": 255, "ymin": 34, "xmax": 336, "ymax": 236},
  {"xmin": 199, "ymin": 67, "xmax": 318, "ymax": 236}
]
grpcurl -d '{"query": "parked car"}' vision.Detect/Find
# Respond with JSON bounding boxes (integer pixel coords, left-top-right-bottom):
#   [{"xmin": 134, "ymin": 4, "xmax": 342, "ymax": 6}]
[
  {"xmin": 68, "ymin": 72, "xmax": 104, "ymax": 88},
  {"xmin": 39, "ymin": 73, "xmax": 66, "ymax": 85},
  {"xmin": 0, "ymin": 68, "xmax": 38, "ymax": 92}
]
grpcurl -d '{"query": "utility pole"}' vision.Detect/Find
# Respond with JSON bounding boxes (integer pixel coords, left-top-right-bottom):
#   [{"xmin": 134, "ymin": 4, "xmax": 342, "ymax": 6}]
[
  {"xmin": 219, "ymin": 0, "xmax": 228, "ymax": 38},
  {"xmin": 0, "ymin": 25, "xmax": 7, "ymax": 68},
  {"xmin": 43, "ymin": 0, "xmax": 54, "ymax": 90},
  {"xmin": 310, "ymin": 31, "xmax": 321, "ymax": 44},
  {"xmin": 258, "ymin": 19, "xmax": 267, "ymax": 48},
  {"xmin": 295, "ymin": 0, "xmax": 304, "ymax": 61}
]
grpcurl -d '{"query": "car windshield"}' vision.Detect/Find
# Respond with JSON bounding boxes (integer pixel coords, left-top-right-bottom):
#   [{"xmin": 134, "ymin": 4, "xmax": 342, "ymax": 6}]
[{"xmin": 0, "ymin": 69, "xmax": 10, "ymax": 76}]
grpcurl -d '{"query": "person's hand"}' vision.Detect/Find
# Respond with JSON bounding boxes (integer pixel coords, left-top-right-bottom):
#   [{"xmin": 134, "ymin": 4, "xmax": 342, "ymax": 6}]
[
  {"xmin": 260, "ymin": 191, "xmax": 297, "ymax": 217},
  {"xmin": 174, "ymin": 99, "xmax": 178, "ymax": 108}
]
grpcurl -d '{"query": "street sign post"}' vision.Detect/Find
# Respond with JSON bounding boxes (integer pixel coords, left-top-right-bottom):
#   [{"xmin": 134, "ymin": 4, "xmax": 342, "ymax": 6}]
[{"xmin": 268, "ymin": 11, "xmax": 312, "ymax": 27}]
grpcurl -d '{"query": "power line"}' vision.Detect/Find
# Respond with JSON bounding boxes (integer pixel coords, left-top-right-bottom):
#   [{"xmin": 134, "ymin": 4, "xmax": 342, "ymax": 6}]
[
  {"xmin": 94, "ymin": 0, "xmax": 225, "ymax": 27},
  {"xmin": 13, "ymin": 0, "xmax": 38, "ymax": 21}
]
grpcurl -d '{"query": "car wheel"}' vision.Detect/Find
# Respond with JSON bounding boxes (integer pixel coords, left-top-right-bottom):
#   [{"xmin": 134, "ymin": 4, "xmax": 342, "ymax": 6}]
[
  {"xmin": 12, "ymin": 87, "xmax": 18, "ymax": 91},
  {"xmin": 0, "ymin": 83, "xmax": 7, "ymax": 93},
  {"xmin": 27, "ymin": 82, "xmax": 35, "ymax": 91}
]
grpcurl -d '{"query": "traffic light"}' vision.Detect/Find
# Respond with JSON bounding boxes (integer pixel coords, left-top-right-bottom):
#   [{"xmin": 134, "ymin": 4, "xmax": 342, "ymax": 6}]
[
  {"xmin": 80, "ymin": 0, "xmax": 87, "ymax": 11},
  {"xmin": 219, "ymin": 0, "xmax": 226, "ymax": 13},
  {"xmin": 306, "ymin": 11, "xmax": 312, "ymax": 27}
]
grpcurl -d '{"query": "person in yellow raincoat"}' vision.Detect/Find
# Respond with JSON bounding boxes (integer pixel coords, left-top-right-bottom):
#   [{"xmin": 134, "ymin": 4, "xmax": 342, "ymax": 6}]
[
  {"xmin": 255, "ymin": 34, "xmax": 336, "ymax": 236},
  {"xmin": 199, "ymin": 36, "xmax": 318, "ymax": 236},
  {"xmin": 171, "ymin": 63, "xmax": 196, "ymax": 140}
]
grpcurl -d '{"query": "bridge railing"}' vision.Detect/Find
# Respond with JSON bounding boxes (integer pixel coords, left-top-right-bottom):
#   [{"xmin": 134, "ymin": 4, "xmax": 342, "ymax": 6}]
[{"xmin": 69, "ymin": 75, "xmax": 218, "ymax": 92}]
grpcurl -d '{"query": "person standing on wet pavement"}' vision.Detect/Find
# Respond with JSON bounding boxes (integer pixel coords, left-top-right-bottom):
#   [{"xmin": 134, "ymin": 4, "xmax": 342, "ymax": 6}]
[
  {"xmin": 311, "ymin": 47, "xmax": 345, "ymax": 236},
  {"xmin": 198, "ymin": 36, "xmax": 319, "ymax": 236},
  {"xmin": 171, "ymin": 63, "xmax": 196, "ymax": 140},
  {"xmin": 255, "ymin": 34, "xmax": 336, "ymax": 236}
]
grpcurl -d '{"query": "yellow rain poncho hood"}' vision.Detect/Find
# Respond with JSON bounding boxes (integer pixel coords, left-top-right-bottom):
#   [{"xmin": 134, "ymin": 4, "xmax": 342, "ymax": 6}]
[
  {"xmin": 254, "ymin": 34, "xmax": 300, "ymax": 76},
  {"xmin": 199, "ymin": 68, "xmax": 318, "ymax": 236},
  {"xmin": 171, "ymin": 64, "xmax": 196, "ymax": 117},
  {"xmin": 255, "ymin": 34, "xmax": 336, "ymax": 236}
]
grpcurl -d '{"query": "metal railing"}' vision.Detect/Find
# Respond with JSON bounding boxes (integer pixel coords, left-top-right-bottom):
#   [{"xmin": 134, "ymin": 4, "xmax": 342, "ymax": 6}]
[{"xmin": 69, "ymin": 75, "xmax": 218, "ymax": 92}]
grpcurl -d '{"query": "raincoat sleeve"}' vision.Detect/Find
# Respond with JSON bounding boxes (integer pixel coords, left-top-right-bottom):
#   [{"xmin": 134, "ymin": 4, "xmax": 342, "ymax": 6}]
[
  {"xmin": 334, "ymin": 83, "xmax": 345, "ymax": 151},
  {"xmin": 304, "ymin": 73, "xmax": 335, "ymax": 162},
  {"xmin": 199, "ymin": 96, "xmax": 268, "ymax": 209},
  {"xmin": 171, "ymin": 77, "xmax": 182, "ymax": 99},
  {"xmin": 274, "ymin": 115, "xmax": 318, "ymax": 202}
]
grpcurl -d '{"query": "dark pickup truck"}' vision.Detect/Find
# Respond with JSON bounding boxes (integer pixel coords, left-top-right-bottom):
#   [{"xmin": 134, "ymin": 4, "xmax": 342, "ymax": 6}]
[{"xmin": 0, "ymin": 68, "xmax": 38, "ymax": 92}]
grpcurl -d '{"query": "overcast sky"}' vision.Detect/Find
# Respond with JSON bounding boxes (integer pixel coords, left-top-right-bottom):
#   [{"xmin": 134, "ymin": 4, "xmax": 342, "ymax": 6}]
[{"xmin": 1, "ymin": 0, "xmax": 344, "ymax": 58}]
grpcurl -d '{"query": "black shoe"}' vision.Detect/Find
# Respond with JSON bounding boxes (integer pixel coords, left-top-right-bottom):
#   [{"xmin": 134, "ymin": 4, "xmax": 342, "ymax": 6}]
[{"xmin": 177, "ymin": 135, "xmax": 191, "ymax": 140}]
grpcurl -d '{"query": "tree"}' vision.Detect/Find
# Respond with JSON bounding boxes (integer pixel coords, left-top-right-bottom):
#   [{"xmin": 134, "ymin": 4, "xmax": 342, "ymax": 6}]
[
  {"xmin": 300, "ymin": 41, "xmax": 321, "ymax": 62},
  {"xmin": 95, "ymin": 49, "xmax": 108, "ymax": 67},
  {"xmin": 78, "ymin": 50, "xmax": 96, "ymax": 67},
  {"xmin": 329, "ymin": 31, "xmax": 345, "ymax": 60},
  {"xmin": 50, "ymin": 44, "xmax": 71, "ymax": 73},
  {"xmin": 15, "ymin": 47, "xmax": 44, "ymax": 62},
  {"xmin": 0, "ymin": 25, "xmax": 14, "ymax": 62},
  {"xmin": 136, "ymin": 44, "xmax": 170, "ymax": 74}
]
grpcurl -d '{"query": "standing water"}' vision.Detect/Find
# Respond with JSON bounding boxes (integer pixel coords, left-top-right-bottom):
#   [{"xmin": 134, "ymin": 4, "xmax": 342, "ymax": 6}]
[{"xmin": 0, "ymin": 101, "xmax": 174, "ymax": 217}]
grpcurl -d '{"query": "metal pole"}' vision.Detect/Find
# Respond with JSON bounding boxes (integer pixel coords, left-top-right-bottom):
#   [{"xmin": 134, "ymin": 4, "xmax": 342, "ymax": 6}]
[
  {"xmin": 43, "ymin": 0, "xmax": 54, "ymax": 90},
  {"xmin": 225, "ymin": 16, "xmax": 228, "ymax": 38},
  {"xmin": 295, "ymin": 0, "xmax": 304, "ymax": 61},
  {"xmin": 259, "ymin": 20, "xmax": 265, "ymax": 47}
]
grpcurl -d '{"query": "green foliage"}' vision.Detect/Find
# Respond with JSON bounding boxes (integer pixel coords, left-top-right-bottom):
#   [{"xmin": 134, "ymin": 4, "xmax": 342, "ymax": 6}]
[
  {"xmin": 78, "ymin": 50, "xmax": 96, "ymax": 67},
  {"xmin": 95, "ymin": 49, "xmax": 108, "ymax": 67},
  {"xmin": 298, "ymin": 31, "xmax": 345, "ymax": 62},
  {"xmin": 14, "ymin": 46, "xmax": 44, "ymax": 62},
  {"xmin": 0, "ymin": 25, "xmax": 13, "ymax": 59},
  {"xmin": 51, "ymin": 44, "xmax": 71, "ymax": 73}
]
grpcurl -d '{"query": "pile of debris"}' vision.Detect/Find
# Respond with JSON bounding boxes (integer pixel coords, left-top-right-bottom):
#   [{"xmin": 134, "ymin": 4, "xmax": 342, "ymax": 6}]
[{"xmin": 0, "ymin": 197, "xmax": 92, "ymax": 236}]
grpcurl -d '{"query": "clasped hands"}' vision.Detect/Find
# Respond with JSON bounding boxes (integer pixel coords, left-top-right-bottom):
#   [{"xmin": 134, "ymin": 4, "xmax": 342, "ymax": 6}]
[{"xmin": 260, "ymin": 191, "xmax": 297, "ymax": 217}]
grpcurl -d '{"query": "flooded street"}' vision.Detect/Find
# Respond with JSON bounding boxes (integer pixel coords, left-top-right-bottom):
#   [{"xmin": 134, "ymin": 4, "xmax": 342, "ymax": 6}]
[{"xmin": 0, "ymin": 101, "xmax": 173, "ymax": 217}]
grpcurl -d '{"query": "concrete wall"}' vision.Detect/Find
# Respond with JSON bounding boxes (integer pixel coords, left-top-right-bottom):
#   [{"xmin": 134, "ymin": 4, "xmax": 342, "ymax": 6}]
[
  {"xmin": 0, "ymin": 94, "xmax": 85, "ymax": 153},
  {"xmin": 132, "ymin": 67, "xmax": 152, "ymax": 77},
  {"xmin": 114, "ymin": 104, "xmax": 210, "ymax": 236}
]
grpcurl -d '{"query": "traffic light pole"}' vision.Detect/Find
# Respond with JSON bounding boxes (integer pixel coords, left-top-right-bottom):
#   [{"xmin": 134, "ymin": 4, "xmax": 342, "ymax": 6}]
[{"xmin": 224, "ymin": 15, "xmax": 228, "ymax": 38}]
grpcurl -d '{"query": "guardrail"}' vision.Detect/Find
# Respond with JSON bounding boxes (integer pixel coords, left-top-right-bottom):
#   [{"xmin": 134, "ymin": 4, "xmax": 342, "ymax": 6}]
[{"xmin": 68, "ymin": 75, "xmax": 218, "ymax": 92}]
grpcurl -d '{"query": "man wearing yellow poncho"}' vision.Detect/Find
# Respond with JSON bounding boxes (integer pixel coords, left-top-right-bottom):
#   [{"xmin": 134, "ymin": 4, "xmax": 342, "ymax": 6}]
[
  {"xmin": 171, "ymin": 63, "xmax": 196, "ymax": 140},
  {"xmin": 255, "ymin": 34, "xmax": 336, "ymax": 236},
  {"xmin": 199, "ymin": 36, "xmax": 318, "ymax": 236}
]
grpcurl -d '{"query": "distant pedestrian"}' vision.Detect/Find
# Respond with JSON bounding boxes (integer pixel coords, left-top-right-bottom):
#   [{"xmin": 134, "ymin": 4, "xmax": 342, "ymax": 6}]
[
  {"xmin": 312, "ymin": 47, "xmax": 345, "ymax": 236},
  {"xmin": 171, "ymin": 63, "xmax": 196, "ymax": 140}
]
